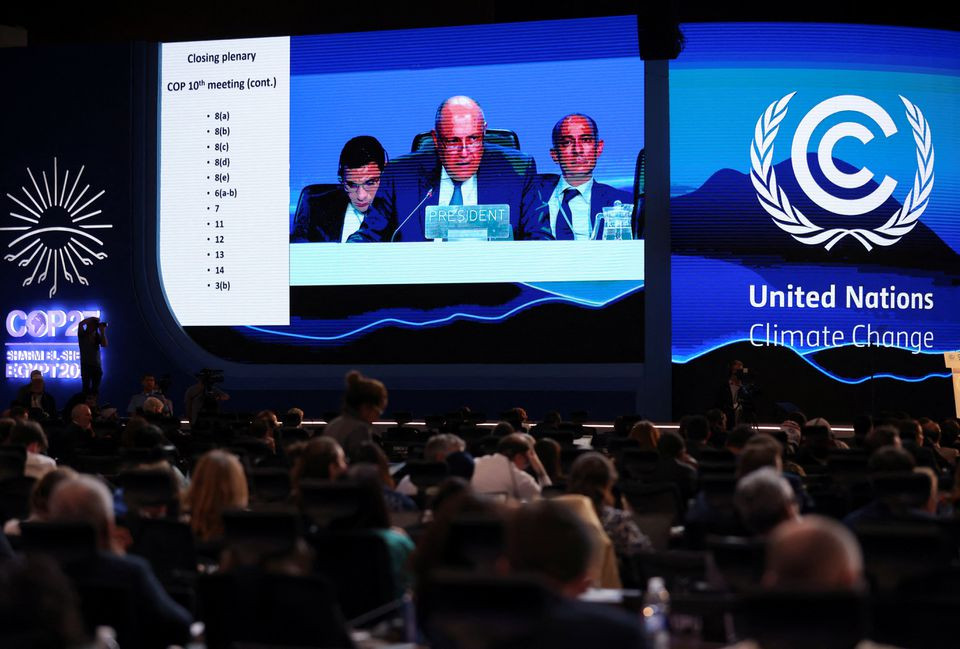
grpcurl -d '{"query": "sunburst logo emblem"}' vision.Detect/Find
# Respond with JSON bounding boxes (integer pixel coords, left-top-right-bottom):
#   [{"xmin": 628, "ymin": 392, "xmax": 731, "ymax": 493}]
[{"xmin": 2, "ymin": 158, "xmax": 112, "ymax": 298}]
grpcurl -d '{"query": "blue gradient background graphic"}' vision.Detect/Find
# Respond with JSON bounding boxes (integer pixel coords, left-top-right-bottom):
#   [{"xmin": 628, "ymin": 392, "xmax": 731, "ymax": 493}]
[{"xmin": 671, "ymin": 23, "xmax": 960, "ymax": 381}]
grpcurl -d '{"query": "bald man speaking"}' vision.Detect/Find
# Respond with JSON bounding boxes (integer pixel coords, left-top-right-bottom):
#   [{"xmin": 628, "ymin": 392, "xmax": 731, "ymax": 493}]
[{"xmin": 348, "ymin": 96, "xmax": 551, "ymax": 242}]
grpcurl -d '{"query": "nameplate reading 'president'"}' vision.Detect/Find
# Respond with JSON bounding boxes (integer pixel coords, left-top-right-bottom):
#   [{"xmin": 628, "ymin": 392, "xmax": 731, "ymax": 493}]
[{"xmin": 424, "ymin": 204, "xmax": 512, "ymax": 241}]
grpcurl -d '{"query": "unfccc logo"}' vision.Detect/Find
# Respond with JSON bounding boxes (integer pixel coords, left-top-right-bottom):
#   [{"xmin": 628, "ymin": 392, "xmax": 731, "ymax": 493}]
[{"xmin": 750, "ymin": 93, "xmax": 934, "ymax": 250}]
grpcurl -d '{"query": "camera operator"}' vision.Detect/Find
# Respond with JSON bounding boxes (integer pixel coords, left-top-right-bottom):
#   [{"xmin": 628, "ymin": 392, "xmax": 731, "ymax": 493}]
[
  {"xmin": 77, "ymin": 316, "xmax": 107, "ymax": 395},
  {"xmin": 183, "ymin": 369, "xmax": 229, "ymax": 425},
  {"xmin": 714, "ymin": 360, "xmax": 758, "ymax": 429}
]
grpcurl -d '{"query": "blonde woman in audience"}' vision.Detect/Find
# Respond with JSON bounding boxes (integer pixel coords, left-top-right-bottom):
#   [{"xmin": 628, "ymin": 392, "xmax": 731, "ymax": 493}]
[
  {"xmin": 183, "ymin": 450, "xmax": 249, "ymax": 542},
  {"xmin": 629, "ymin": 420, "xmax": 661, "ymax": 451}
]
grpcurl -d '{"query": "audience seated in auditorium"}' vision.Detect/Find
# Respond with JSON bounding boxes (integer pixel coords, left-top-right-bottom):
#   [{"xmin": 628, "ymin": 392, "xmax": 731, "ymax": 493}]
[
  {"xmin": 737, "ymin": 434, "xmax": 812, "ymax": 511},
  {"xmin": 534, "ymin": 437, "xmax": 565, "ymax": 484},
  {"xmin": 629, "ymin": 420, "xmax": 660, "ymax": 451},
  {"xmin": 14, "ymin": 370, "xmax": 57, "ymax": 421},
  {"xmin": 126, "ymin": 374, "xmax": 173, "ymax": 416},
  {"xmin": 897, "ymin": 418, "xmax": 944, "ymax": 472},
  {"xmin": 182, "ymin": 449, "xmax": 249, "ymax": 543},
  {"xmin": 50, "ymin": 403, "xmax": 97, "ymax": 464},
  {"xmin": 397, "ymin": 433, "xmax": 467, "ymax": 496},
  {"xmin": 7, "ymin": 420, "xmax": 57, "ymax": 480},
  {"xmin": 501, "ymin": 500, "xmax": 646, "ymax": 649},
  {"xmin": 567, "ymin": 452, "xmax": 651, "ymax": 556},
  {"xmin": 290, "ymin": 436, "xmax": 349, "ymax": 502},
  {"xmin": 471, "ymin": 433, "xmax": 551, "ymax": 501},
  {"xmin": 726, "ymin": 424, "xmax": 757, "ymax": 456},
  {"xmin": 650, "ymin": 430, "xmax": 698, "ymax": 500},
  {"xmin": 48, "ymin": 475, "xmax": 193, "ymax": 647},
  {"xmin": 325, "ymin": 370, "xmax": 387, "ymax": 461},
  {"xmin": 841, "ymin": 447, "xmax": 942, "ymax": 527},
  {"xmin": 922, "ymin": 419, "xmax": 957, "ymax": 467},
  {"xmin": 734, "ymin": 467, "xmax": 801, "ymax": 536},
  {"xmin": 3, "ymin": 467, "xmax": 78, "ymax": 536},
  {"xmin": 352, "ymin": 441, "xmax": 418, "ymax": 513}
]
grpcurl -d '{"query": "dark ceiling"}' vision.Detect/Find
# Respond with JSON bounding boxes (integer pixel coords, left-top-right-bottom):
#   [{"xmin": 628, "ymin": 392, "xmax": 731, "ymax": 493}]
[{"xmin": 1, "ymin": 1, "xmax": 956, "ymax": 46}]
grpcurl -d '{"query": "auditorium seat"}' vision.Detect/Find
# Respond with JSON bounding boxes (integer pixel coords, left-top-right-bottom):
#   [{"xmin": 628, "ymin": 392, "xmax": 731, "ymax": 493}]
[
  {"xmin": 411, "ymin": 128, "xmax": 521, "ymax": 153},
  {"xmin": 733, "ymin": 590, "xmax": 869, "ymax": 649}
]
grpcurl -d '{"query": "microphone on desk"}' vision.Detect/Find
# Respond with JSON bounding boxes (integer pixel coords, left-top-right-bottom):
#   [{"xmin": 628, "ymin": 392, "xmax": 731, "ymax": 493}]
[{"xmin": 391, "ymin": 188, "xmax": 434, "ymax": 242}]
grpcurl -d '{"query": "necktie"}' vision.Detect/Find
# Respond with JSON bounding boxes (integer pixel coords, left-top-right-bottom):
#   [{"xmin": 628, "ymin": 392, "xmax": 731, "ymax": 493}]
[
  {"xmin": 450, "ymin": 180, "xmax": 464, "ymax": 206},
  {"xmin": 555, "ymin": 187, "xmax": 579, "ymax": 240}
]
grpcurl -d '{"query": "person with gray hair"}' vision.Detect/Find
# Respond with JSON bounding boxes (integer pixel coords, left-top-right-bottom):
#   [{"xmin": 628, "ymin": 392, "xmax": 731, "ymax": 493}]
[
  {"xmin": 763, "ymin": 515, "xmax": 864, "ymax": 590},
  {"xmin": 734, "ymin": 467, "xmax": 800, "ymax": 536},
  {"xmin": 348, "ymin": 94, "xmax": 550, "ymax": 242},
  {"xmin": 48, "ymin": 475, "xmax": 193, "ymax": 647},
  {"xmin": 396, "ymin": 434, "xmax": 466, "ymax": 496}
]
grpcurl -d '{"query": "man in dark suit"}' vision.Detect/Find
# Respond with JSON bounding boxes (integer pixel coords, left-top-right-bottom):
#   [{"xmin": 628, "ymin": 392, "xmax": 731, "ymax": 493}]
[
  {"xmin": 48, "ymin": 475, "xmax": 193, "ymax": 648},
  {"xmin": 348, "ymin": 95, "xmax": 551, "ymax": 242},
  {"xmin": 539, "ymin": 113, "xmax": 633, "ymax": 240},
  {"xmin": 294, "ymin": 135, "xmax": 387, "ymax": 242}
]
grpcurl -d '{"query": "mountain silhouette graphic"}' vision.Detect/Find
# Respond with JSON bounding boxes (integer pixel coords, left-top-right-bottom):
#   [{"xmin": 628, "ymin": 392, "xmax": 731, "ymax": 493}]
[{"xmin": 672, "ymin": 154, "xmax": 956, "ymax": 269}]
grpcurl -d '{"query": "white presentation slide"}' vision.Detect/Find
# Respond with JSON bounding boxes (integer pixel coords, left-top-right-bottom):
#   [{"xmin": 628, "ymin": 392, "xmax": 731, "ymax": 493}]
[{"xmin": 159, "ymin": 36, "xmax": 290, "ymax": 326}]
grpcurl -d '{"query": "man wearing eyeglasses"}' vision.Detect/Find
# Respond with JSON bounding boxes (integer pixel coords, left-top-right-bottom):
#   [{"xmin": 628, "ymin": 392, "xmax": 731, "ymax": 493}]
[
  {"xmin": 540, "ymin": 113, "xmax": 632, "ymax": 240},
  {"xmin": 296, "ymin": 135, "xmax": 386, "ymax": 242},
  {"xmin": 348, "ymin": 95, "xmax": 551, "ymax": 242}
]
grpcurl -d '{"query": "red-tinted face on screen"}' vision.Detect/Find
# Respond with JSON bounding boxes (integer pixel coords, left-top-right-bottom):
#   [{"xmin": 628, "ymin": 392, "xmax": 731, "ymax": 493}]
[
  {"xmin": 342, "ymin": 162, "xmax": 382, "ymax": 213},
  {"xmin": 433, "ymin": 101, "xmax": 485, "ymax": 182},
  {"xmin": 550, "ymin": 115, "xmax": 604, "ymax": 186}
]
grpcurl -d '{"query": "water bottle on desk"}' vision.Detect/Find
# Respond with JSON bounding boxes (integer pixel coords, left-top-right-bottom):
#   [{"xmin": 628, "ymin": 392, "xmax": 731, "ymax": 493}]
[{"xmin": 642, "ymin": 576, "xmax": 670, "ymax": 649}]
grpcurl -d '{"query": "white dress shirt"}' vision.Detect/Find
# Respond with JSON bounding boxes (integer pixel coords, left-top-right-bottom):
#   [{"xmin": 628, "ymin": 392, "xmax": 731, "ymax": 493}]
[
  {"xmin": 340, "ymin": 204, "xmax": 366, "ymax": 242},
  {"xmin": 438, "ymin": 167, "xmax": 479, "ymax": 206},
  {"xmin": 549, "ymin": 177, "xmax": 595, "ymax": 240}
]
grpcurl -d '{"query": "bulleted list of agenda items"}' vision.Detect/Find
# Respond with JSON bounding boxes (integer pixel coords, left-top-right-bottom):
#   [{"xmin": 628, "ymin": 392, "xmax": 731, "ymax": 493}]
[{"xmin": 159, "ymin": 37, "xmax": 290, "ymax": 326}]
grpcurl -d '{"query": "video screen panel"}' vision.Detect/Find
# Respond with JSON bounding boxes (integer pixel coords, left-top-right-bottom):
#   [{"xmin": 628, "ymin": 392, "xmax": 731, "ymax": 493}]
[
  {"xmin": 158, "ymin": 17, "xmax": 645, "ymax": 364},
  {"xmin": 670, "ymin": 23, "xmax": 960, "ymax": 417}
]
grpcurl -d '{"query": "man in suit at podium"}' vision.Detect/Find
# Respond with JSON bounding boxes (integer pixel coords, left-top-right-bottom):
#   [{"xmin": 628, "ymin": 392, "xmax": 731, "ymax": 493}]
[
  {"xmin": 539, "ymin": 113, "xmax": 632, "ymax": 240},
  {"xmin": 295, "ymin": 135, "xmax": 387, "ymax": 242},
  {"xmin": 348, "ymin": 95, "xmax": 551, "ymax": 242}
]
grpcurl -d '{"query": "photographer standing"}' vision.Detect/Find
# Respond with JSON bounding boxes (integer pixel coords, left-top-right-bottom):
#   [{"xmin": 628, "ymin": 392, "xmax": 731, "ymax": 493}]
[
  {"xmin": 184, "ymin": 370, "xmax": 230, "ymax": 425},
  {"xmin": 714, "ymin": 360, "xmax": 756, "ymax": 429},
  {"xmin": 77, "ymin": 316, "xmax": 107, "ymax": 395}
]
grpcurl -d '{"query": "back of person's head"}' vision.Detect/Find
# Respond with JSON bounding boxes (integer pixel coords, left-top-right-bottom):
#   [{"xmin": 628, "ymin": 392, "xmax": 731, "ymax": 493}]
[
  {"xmin": 737, "ymin": 434, "xmax": 783, "ymax": 478},
  {"xmin": 342, "ymin": 370, "xmax": 387, "ymax": 412},
  {"xmin": 657, "ymin": 430, "xmax": 686, "ymax": 460},
  {"xmin": 248, "ymin": 418, "xmax": 273, "ymax": 442},
  {"xmin": 496, "ymin": 433, "xmax": 532, "ymax": 461},
  {"xmin": 292, "ymin": 436, "xmax": 347, "ymax": 486},
  {"xmin": 763, "ymin": 516, "xmax": 864, "ymax": 590},
  {"xmin": 0, "ymin": 555, "xmax": 89, "ymax": 648},
  {"xmin": 785, "ymin": 411, "xmax": 807, "ymax": 430},
  {"xmin": 445, "ymin": 451, "xmax": 476, "ymax": 480},
  {"xmin": 184, "ymin": 450, "xmax": 248, "ymax": 542},
  {"xmin": 682, "ymin": 415, "xmax": 711, "ymax": 442},
  {"xmin": 336, "ymin": 467, "xmax": 392, "ymax": 531},
  {"xmin": 338, "ymin": 135, "xmax": 387, "ymax": 178},
  {"xmin": 424, "ymin": 434, "xmax": 466, "ymax": 463},
  {"xmin": 542, "ymin": 411, "xmax": 562, "ymax": 427},
  {"xmin": 284, "ymin": 408, "xmax": 304, "ymax": 427},
  {"xmin": 7, "ymin": 419, "xmax": 48, "ymax": 451},
  {"xmin": 351, "ymin": 441, "xmax": 394, "ymax": 488},
  {"xmin": 735, "ymin": 467, "xmax": 798, "ymax": 535},
  {"xmin": 852, "ymin": 414, "xmax": 873, "ymax": 438},
  {"xmin": 48, "ymin": 475, "xmax": 115, "ymax": 551},
  {"xmin": 629, "ymin": 420, "xmax": 660, "ymax": 451},
  {"xmin": 491, "ymin": 421, "xmax": 515, "ymax": 437},
  {"xmin": 534, "ymin": 438, "xmax": 562, "ymax": 482},
  {"xmin": 505, "ymin": 500, "xmax": 596, "ymax": 596},
  {"xmin": 133, "ymin": 423, "xmax": 169, "ymax": 449},
  {"xmin": 0, "ymin": 417, "xmax": 15, "ymax": 444},
  {"xmin": 941, "ymin": 418, "xmax": 959, "ymax": 446},
  {"xmin": 30, "ymin": 467, "xmax": 79, "ymax": 520},
  {"xmin": 567, "ymin": 452, "xmax": 616, "ymax": 515},
  {"xmin": 142, "ymin": 396, "xmax": 164, "ymax": 415},
  {"xmin": 705, "ymin": 409, "xmax": 725, "ymax": 429},
  {"xmin": 863, "ymin": 425, "xmax": 901, "ymax": 453},
  {"xmin": 727, "ymin": 424, "xmax": 756, "ymax": 450},
  {"xmin": 897, "ymin": 419, "xmax": 922, "ymax": 444},
  {"xmin": 868, "ymin": 446, "xmax": 915, "ymax": 473}
]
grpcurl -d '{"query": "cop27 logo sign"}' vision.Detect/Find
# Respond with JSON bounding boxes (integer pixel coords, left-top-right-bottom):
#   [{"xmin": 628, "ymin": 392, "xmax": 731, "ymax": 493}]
[{"xmin": 750, "ymin": 94, "xmax": 934, "ymax": 251}]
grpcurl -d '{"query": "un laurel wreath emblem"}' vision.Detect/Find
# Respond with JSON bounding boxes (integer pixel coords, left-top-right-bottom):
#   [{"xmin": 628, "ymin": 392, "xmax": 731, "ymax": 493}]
[{"xmin": 750, "ymin": 93, "xmax": 934, "ymax": 251}]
